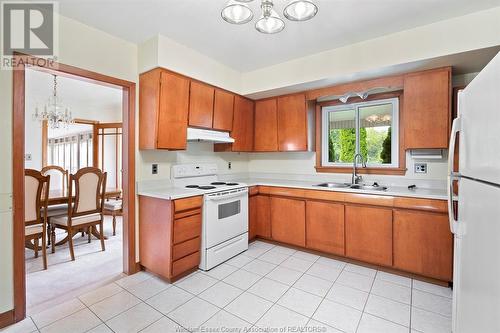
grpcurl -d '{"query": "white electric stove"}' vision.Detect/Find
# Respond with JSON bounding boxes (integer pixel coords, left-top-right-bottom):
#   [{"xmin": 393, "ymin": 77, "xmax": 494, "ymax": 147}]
[{"xmin": 171, "ymin": 164, "xmax": 249, "ymax": 271}]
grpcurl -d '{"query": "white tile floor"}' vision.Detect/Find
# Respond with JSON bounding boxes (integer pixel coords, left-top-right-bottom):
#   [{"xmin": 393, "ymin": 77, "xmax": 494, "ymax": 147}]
[{"xmin": 2, "ymin": 240, "xmax": 453, "ymax": 333}]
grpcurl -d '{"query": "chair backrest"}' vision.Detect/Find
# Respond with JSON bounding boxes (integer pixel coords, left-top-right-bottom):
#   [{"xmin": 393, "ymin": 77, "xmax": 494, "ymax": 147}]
[
  {"xmin": 69, "ymin": 167, "xmax": 107, "ymax": 217},
  {"xmin": 41, "ymin": 165, "xmax": 68, "ymax": 192},
  {"xmin": 25, "ymin": 169, "xmax": 50, "ymax": 225}
]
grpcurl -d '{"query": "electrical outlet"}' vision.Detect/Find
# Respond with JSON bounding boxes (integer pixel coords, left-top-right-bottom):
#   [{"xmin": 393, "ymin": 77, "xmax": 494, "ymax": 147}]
[
  {"xmin": 152, "ymin": 164, "xmax": 158, "ymax": 175},
  {"xmin": 228, "ymin": 162, "xmax": 232, "ymax": 170},
  {"xmin": 415, "ymin": 163, "xmax": 427, "ymax": 174},
  {"xmin": 24, "ymin": 153, "xmax": 32, "ymax": 161}
]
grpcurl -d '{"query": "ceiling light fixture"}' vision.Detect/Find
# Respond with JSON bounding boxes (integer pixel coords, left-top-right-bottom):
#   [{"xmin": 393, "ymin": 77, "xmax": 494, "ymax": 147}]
[
  {"xmin": 221, "ymin": 0, "xmax": 318, "ymax": 34},
  {"xmin": 221, "ymin": 0, "xmax": 254, "ymax": 25},
  {"xmin": 283, "ymin": 0, "xmax": 318, "ymax": 21},
  {"xmin": 255, "ymin": 0, "xmax": 285, "ymax": 34},
  {"xmin": 32, "ymin": 74, "xmax": 74, "ymax": 129}
]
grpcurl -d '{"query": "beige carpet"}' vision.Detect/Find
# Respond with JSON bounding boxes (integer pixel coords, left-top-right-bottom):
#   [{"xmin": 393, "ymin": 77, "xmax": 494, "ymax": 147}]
[{"xmin": 25, "ymin": 216, "xmax": 124, "ymax": 314}]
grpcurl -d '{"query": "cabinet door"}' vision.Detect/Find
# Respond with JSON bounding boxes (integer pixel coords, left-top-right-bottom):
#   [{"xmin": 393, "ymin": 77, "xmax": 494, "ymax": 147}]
[
  {"xmin": 249, "ymin": 195, "xmax": 258, "ymax": 240},
  {"xmin": 306, "ymin": 201, "xmax": 344, "ymax": 256},
  {"xmin": 277, "ymin": 93, "xmax": 307, "ymax": 151},
  {"xmin": 213, "ymin": 89, "xmax": 234, "ymax": 131},
  {"xmin": 393, "ymin": 210, "xmax": 453, "ymax": 281},
  {"xmin": 271, "ymin": 197, "xmax": 305, "ymax": 247},
  {"xmin": 189, "ymin": 81, "xmax": 214, "ymax": 128},
  {"xmin": 249, "ymin": 195, "xmax": 271, "ymax": 239},
  {"xmin": 345, "ymin": 205, "xmax": 393, "ymax": 266},
  {"xmin": 157, "ymin": 72, "xmax": 190, "ymax": 149},
  {"xmin": 254, "ymin": 99, "xmax": 278, "ymax": 151},
  {"xmin": 404, "ymin": 68, "xmax": 451, "ymax": 149},
  {"xmin": 231, "ymin": 96, "xmax": 254, "ymax": 151}
]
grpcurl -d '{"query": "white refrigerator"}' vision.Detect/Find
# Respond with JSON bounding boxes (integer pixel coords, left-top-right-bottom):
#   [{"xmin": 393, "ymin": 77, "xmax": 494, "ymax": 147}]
[{"xmin": 449, "ymin": 51, "xmax": 500, "ymax": 333}]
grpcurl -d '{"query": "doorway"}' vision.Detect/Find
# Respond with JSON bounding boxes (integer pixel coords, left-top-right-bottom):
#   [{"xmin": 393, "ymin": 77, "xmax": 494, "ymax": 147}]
[{"xmin": 12, "ymin": 54, "xmax": 137, "ymax": 323}]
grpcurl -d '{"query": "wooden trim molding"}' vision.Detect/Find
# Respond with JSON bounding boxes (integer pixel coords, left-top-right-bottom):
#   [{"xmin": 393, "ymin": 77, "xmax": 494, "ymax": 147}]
[
  {"xmin": 0, "ymin": 310, "xmax": 15, "ymax": 329},
  {"xmin": 11, "ymin": 53, "xmax": 137, "ymax": 324},
  {"xmin": 306, "ymin": 74, "xmax": 404, "ymax": 101},
  {"xmin": 314, "ymin": 91, "xmax": 407, "ymax": 175},
  {"xmin": 41, "ymin": 120, "xmax": 48, "ymax": 167}
]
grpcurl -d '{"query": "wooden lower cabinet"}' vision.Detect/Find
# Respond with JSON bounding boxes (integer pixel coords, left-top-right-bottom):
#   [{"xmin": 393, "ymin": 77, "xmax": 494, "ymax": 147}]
[
  {"xmin": 306, "ymin": 201, "xmax": 344, "ymax": 256},
  {"xmin": 393, "ymin": 210, "xmax": 453, "ymax": 281},
  {"xmin": 249, "ymin": 194, "xmax": 271, "ymax": 240},
  {"xmin": 270, "ymin": 197, "xmax": 305, "ymax": 247},
  {"xmin": 345, "ymin": 205, "xmax": 393, "ymax": 266},
  {"xmin": 139, "ymin": 195, "xmax": 202, "ymax": 282}
]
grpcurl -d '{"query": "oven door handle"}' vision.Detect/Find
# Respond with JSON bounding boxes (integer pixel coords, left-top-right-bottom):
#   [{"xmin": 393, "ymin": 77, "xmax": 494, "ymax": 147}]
[{"xmin": 206, "ymin": 190, "xmax": 247, "ymax": 201}]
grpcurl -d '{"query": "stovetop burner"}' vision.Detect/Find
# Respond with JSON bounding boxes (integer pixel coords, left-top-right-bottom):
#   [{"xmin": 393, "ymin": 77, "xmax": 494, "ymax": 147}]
[
  {"xmin": 226, "ymin": 182, "xmax": 239, "ymax": 186},
  {"xmin": 185, "ymin": 185, "xmax": 199, "ymax": 188},
  {"xmin": 210, "ymin": 182, "xmax": 226, "ymax": 185},
  {"xmin": 199, "ymin": 186, "xmax": 217, "ymax": 190}
]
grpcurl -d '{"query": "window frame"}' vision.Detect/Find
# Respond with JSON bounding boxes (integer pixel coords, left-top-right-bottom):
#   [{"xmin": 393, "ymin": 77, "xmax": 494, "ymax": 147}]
[{"xmin": 321, "ymin": 97, "xmax": 399, "ymax": 168}]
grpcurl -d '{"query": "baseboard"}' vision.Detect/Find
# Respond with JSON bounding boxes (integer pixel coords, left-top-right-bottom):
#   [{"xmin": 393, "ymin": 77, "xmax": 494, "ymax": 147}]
[{"xmin": 0, "ymin": 309, "xmax": 15, "ymax": 329}]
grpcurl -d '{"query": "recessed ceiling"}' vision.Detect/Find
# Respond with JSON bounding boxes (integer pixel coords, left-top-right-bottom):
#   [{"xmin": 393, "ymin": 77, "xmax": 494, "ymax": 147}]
[{"xmin": 57, "ymin": 0, "xmax": 500, "ymax": 71}]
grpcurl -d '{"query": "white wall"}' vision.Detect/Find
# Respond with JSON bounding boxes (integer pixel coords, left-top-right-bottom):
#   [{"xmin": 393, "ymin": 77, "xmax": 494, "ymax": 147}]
[{"xmin": 0, "ymin": 13, "xmax": 137, "ymax": 314}]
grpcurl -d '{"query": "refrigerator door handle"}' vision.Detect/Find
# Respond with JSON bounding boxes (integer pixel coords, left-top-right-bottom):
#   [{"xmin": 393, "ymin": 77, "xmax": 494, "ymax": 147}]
[{"xmin": 447, "ymin": 117, "xmax": 462, "ymax": 234}]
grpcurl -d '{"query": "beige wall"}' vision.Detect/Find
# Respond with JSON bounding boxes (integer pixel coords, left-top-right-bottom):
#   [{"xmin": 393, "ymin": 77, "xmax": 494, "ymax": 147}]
[
  {"xmin": 0, "ymin": 14, "xmax": 137, "ymax": 314},
  {"xmin": 241, "ymin": 6, "xmax": 500, "ymax": 95}
]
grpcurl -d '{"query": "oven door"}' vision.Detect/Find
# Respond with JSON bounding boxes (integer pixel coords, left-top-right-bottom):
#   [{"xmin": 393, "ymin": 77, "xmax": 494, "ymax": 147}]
[{"xmin": 203, "ymin": 187, "xmax": 248, "ymax": 249}]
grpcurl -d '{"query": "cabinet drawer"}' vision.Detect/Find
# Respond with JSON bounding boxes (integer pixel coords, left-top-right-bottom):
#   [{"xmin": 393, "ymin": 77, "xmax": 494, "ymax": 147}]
[
  {"xmin": 393, "ymin": 197, "xmax": 447, "ymax": 213},
  {"xmin": 172, "ymin": 251, "xmax": 200, "ymax": 277},
  {"xmin": 344, "ymin": 193, "xmax": 394, "ymax": 207},
  {"xmin": 173, "ymin": 214, "xmax": 201, "ymax": 244},
  {"xmin": 174, "ymin": 196, "xmax": 203, "ymax": 213},
  {"xmin": 172, "ymin": 237, "xmax": 201, "ymax": 261},
  {"xmin": 265, "ymin": 186, "xmax": 306, "ymax": 198}
]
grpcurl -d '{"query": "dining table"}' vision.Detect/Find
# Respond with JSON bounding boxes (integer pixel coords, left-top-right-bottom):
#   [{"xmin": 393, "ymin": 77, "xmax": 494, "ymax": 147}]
[{"xmin": 47, "ymin": 187, "xmax": 122, "ymax": 244}]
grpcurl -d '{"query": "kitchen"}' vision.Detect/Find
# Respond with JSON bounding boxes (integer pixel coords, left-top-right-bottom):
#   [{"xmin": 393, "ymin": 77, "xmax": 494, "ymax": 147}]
[{"xmin": 1, "ymin": 1, "xmax": 500, "ymax": 333}]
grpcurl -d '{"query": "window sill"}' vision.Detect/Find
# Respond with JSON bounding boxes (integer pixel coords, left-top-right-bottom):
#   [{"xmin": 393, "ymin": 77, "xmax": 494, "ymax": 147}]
[{"xmin": 315, "ymin": 166, "xmax": 407, "ymax": 175}]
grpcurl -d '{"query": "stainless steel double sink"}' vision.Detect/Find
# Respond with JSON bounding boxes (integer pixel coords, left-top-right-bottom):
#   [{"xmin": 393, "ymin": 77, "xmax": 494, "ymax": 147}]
[{"xmin": 315, "ymin": 182, "xmax": 388, "ymax": 191}]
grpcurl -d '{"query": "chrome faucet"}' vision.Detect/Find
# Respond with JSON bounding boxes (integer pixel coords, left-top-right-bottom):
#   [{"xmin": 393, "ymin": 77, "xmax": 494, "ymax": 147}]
[{"xmin": 352, "ymin": 153, "xmax": 367, "ymax": 185}]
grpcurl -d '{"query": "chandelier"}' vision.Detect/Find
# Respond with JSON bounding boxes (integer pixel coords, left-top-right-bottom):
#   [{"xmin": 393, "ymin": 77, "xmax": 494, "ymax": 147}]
[
  {"xmin": 33, "ymin": 74, "xmax": 74, "ymax": 129},
  {"xmin": 221, "ymin": 0, "xmax": 318, "ymax": 34}
]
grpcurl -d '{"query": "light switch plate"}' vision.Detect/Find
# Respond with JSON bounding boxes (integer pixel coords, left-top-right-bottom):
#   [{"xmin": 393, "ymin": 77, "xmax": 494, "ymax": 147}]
[
  {"xmin": 415, "ymin": 163, "xmax": 427, "ymax": 174},
  {"xmin": 152, "ymin": 164, "xmax": 158, "ymax": 175}
]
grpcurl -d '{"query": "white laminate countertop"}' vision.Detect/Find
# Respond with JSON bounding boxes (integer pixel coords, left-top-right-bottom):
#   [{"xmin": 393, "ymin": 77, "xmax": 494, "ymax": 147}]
[{"xmin": 138, "ymin": 177, "xmax": 448, "ymax": 201}]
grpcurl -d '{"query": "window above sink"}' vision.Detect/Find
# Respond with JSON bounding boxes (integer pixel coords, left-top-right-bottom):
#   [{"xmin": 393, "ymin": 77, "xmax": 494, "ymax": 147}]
[
  {"xmin": 316, "ymin": 91, "xmax": 407, "ymax": 176},
  {"xmin": 322, "ymin": 97, "xmax": 399, "ymax": 168}
]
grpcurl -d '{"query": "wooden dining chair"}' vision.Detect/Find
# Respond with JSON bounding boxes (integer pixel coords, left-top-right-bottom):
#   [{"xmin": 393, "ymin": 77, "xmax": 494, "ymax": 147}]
[
  {"xmin": 50, "ymin": 167, "xmax": 107, "ymax": 261},
  {"xmin": 41, "ymin": 165, "xmax": 69, "ymax": 245},
  {"xmin": 25, "ymin": 169, "xmax": 50, "ymax": 270},
  {"xmin": 103, "ymin": 197, "xmax": 122, "ymax": 236}
]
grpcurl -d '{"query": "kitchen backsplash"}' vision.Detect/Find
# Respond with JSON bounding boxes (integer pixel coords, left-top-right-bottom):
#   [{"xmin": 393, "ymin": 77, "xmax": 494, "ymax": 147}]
[{"xmin": 139, "ymin": 142, "xmax": 447, "ymax": 190}]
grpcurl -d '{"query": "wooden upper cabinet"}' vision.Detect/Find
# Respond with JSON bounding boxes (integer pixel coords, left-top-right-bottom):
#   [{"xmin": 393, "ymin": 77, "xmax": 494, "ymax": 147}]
[
  {"xmin": 213, "ymin": 89, "xmax": 234, "ymax": 131},
  {"xmin": 230, "ymin": 96, "xmax": 255, "ymax": 152},
  {"xmin": 270, "ymin": 197, "xmax": 305, "ymax": 247},
  {"xmin": 306, "ymin": 201, "xmax": 345, "ymax": 256},
  {"xmin": 189, "ymin": 81, "xmax": 215, "ymax": 129},
  {"xmin": 139, "ymin": 69, "xmax": 190, "ymax": 150},
  {"xmin": 393, "ymin": 210, "xmax": 453, "ymax": 281},
  {"xmin": 403, "ymin": 67, "xmax": 451, "ymax": 149},
  {"xmin": 277, "ymin": 93, "xmax": 308, "ymax": 151},
  {"xmin": 254, "ymin": 99, "xmax": 278, "ymax": 151},
  {"xmin": 345, "ymin": 205, "xmax": 393, "ymax": 266}
]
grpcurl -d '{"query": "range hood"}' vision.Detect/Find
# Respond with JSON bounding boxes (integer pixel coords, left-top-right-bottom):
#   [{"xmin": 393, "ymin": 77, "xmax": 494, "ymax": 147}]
[{"xmin": 187, "ymin": 127, "xmax": 235, "ymax": 143}]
